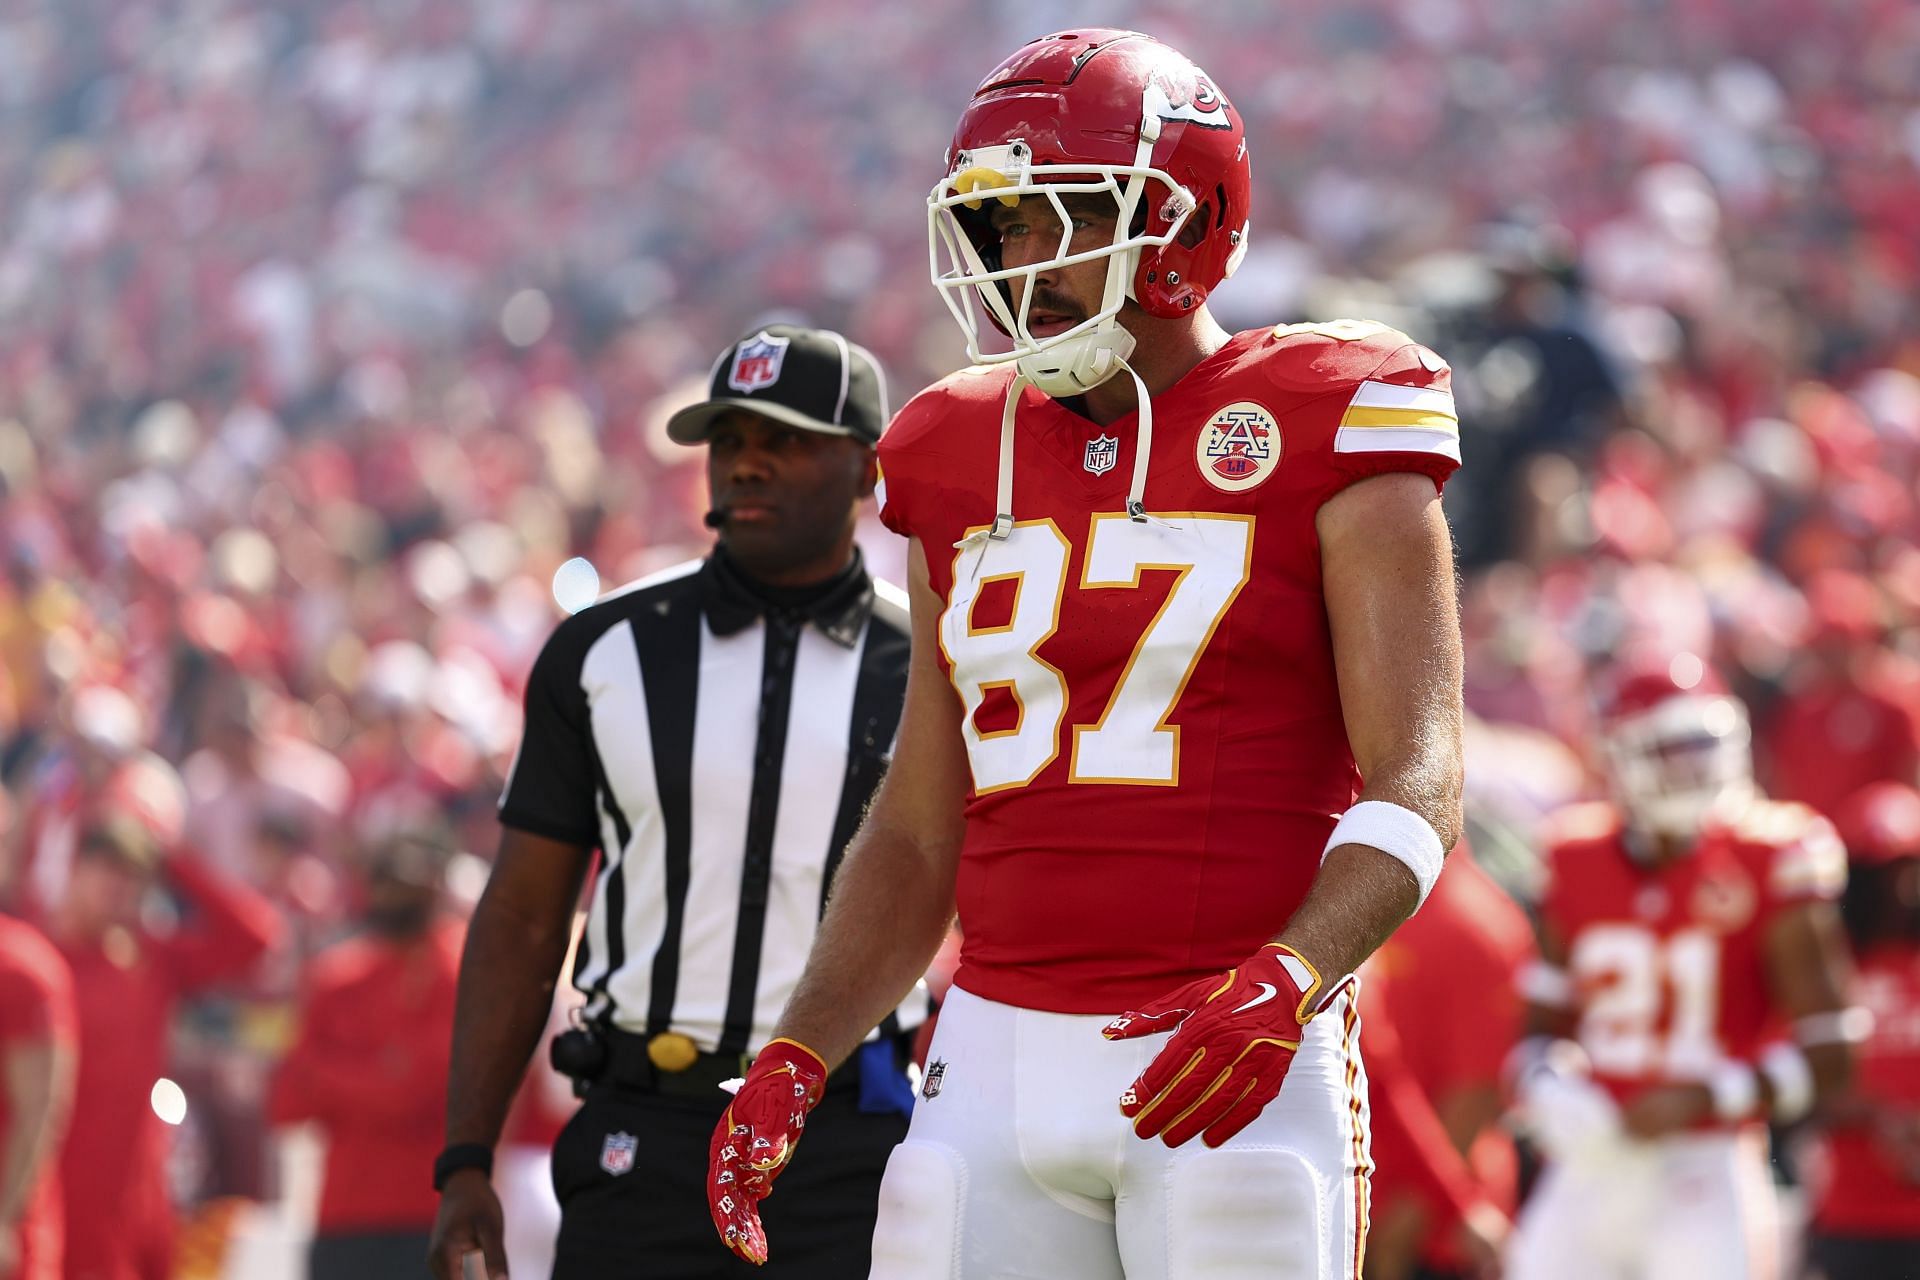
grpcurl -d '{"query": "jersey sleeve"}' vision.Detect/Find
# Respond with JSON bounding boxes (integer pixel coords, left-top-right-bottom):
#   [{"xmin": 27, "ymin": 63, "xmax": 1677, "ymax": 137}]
[
  {"xmin": 1327, "ymin": 335, "xmax": 1461, "ymax": 492},
  {"xmin": 1765, "ymin": 811, "xmax": 1848, "ymax": 906},
  {"xmin": 0, "ymin": 931, "xmax": 74, "ymax": 1051},
  {"xmin": 875, "ymin": 381, "xmax": 948, "ymax": 542},
  {"xmin": 497, "ymin": 614, "xmax": 604, "ymax": 848}
]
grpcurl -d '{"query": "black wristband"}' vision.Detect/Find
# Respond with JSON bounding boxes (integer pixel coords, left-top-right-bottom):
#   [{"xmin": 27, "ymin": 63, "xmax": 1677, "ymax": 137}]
[{"xmin": 433, "ymin": 1143, "xmax": 495, "ymax": 1191}]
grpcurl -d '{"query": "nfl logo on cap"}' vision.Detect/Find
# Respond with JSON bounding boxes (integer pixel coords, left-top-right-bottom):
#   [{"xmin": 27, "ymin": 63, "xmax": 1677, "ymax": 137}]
[
  {"xmin": 728, "ymin": 330, "xmax": 791, "ymax": 393},
  {"xmin": 600, "ymin": 1130, "xmax": 638, "ymax": 1176}
]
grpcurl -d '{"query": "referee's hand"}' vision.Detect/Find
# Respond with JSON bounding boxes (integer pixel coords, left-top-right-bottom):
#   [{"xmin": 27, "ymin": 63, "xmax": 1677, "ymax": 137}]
[{"xmin": 429, "ymin": 1170, "xmax": 508, "ymax": 1280}]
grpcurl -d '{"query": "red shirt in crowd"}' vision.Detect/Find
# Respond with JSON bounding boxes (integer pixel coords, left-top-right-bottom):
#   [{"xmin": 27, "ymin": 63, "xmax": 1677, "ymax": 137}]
[
  {"xmin": 1761, "ymin": 674, "xmax": 1920, "ymax": 822},
  {"xmin": 0, "ymin": 917, "xmax": 76, "ymax": 1280},
  {"xmin": 269, "ymin": 918, "xmax": 463, "ymax": 1235},
  {"xmin": 1812, "ymin": 943, "xmax": 1920, "ymax": 1237},
  {"xmin": 1360, "ymin": 970, "xmax": 1494, "ymax": 1244},
  {"xmin": 1373, "ymin": 849, "xmax": 1532, "ymax": 1268},
  {"xmin": 56, "ymin": 856, "xmax": 279, "ymax": 1280}
]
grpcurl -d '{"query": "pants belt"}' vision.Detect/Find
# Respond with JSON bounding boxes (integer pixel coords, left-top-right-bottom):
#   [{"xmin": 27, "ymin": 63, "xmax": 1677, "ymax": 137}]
[{"xmin": 599, "ymin": 1029, "xmax": 752, "ymax": 1099}]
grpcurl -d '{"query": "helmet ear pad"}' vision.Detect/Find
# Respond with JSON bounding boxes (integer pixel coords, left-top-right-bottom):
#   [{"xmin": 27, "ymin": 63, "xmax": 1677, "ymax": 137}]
[{"xmin": 1131, "ymin": 184, "xmax": 1229, "ymax": 318}]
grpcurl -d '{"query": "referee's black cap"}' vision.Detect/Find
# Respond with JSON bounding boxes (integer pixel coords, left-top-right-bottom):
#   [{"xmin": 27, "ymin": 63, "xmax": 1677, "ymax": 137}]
[{"xmin": 666, "ymin": 324, "xmax": 888, "ymax": 448}]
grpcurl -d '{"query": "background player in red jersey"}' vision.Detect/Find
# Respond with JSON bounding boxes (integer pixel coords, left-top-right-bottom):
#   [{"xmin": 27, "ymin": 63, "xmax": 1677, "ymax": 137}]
[
  {"xmin": 706, "ymin": 30, "xmax": 1467, "ymax": 1279},
  {"xmin": 1367, "ymin": 843, "xmax": 1532, "ymax": 1280},
  {"xmin": 1803, "ymin": 782, "xmax": 1920, "ymax": 1279},
  {"xmin": 0, "ymin": 914, "xmax": 73, "ymax": 1280},
  {"xmin": 1506, "ymin": 654, "xmax": 1861, "ymax": 1280}
]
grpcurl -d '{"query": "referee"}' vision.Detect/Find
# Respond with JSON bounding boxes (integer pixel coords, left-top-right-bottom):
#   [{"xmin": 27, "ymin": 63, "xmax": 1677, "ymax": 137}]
[{"xmin": 429, "ymin": 324, "xmax": 920, "ymax": 1280}]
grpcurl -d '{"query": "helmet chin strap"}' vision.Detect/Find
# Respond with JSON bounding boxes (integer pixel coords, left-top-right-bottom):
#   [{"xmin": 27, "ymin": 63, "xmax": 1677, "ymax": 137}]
[
  {"xmin": 1015, "ymin": 315, "xmax": 1136, "ymax": 398},
  {"xmin": 954, "ymin": 350, "xmax": 1164, "ymax": 569}
]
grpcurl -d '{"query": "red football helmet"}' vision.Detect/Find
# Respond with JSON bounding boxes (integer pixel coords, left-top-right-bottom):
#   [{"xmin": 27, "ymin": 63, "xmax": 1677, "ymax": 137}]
[
  {"xmin": 1835, "ymin": 782, "xmax": 1920, "ymax": 866},
  {"xmin": 1597, "ymin": 653, "xmax": 1754, "ymax": 840},
  {"xmin": 928, "ymin": 30, "xmax": 1253, "ymax": 397}
]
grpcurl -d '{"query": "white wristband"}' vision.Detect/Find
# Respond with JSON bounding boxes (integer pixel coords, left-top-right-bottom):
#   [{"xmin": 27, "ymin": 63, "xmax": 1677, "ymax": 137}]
[
  {"xmin": 1323, "ymin": 801, "xmax": 1446, "ymax": 909},
  {"xmin": 1760, "ymin": 1043, "xmax": 1816, "ymax": 1124},
  {"xmin": 1708, "ymin": 1060, "xmax": 1760, "ymax": 1122},
  {"xmin": 1518, "ymin": 961, "xmax": 1577, "ymax": 1008},
  {"xmin": 1795, "ymin": 1008, "xmax": 1873, "ymax": 1047}
]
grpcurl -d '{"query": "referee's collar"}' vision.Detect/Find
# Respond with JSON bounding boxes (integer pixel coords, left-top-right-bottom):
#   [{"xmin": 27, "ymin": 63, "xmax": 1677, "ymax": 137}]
[{"xmin": 700, "ymin": 547, "xmax": 873, "ymax": 649}]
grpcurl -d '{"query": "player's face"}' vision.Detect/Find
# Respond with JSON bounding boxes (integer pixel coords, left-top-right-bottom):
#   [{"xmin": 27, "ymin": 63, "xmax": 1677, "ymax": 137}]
[
  {"xmin": 987, "ymin": 194, "xmax": 1124, "ymax": 338},
  {"xmin": 706, "ymin": 411, "xmax": 874, "ymax": 586}
]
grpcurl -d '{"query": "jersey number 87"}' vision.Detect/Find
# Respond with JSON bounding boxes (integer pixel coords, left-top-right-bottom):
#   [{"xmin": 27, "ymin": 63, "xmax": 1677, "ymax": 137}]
[{"xmin": 940, "ymin": 513, "xmax": 1253, "ymax": 793}]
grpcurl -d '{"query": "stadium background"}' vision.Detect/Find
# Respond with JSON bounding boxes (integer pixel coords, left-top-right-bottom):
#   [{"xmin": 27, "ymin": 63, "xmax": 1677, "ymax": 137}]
[{"xmin": 0, "ymin": 0, "xmax": 1916, "ymax": 1275}]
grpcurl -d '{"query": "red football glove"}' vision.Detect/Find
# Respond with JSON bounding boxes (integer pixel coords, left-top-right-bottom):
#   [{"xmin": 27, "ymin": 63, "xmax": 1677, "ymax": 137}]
[
  {"xmin": 1104, "ymin": 943, "xmax": 1325, "ymax": 1149},
  {"xmin": 706, "ymin": 1037, "xmax": 828, "ymax": 1266}
]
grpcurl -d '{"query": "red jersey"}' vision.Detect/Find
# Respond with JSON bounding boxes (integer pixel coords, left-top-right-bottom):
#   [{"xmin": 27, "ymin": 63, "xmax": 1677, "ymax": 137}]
[
  {"xmin": 58, "ymin": 857, "xmax": 280, "ymax": 1280},
  {"xmin": 1538, "ymin": 800, "xmax": 1845, "ymax": 1101},
  {"xmin": 1360, "ymin": 968, "xmax": 1494, "ymax": 1242},
  {"xmin": 1373, "ymin": 850, "xmax": 1530, "ymax": 1265},
  {"xmin": 0, "ymin": 917, "xmax": 75, "ymax": 1280},
  {"xmin": 1812, "ymin": 944, "xmax": 1920, "ymax": 1236},
  {"xmin": 269, "ymin": 919, "xmax": 462, "ymax": 1234},
  {"xmin": 878, "ymin": 322, "xmax": 1460, "ymax": 1012}
]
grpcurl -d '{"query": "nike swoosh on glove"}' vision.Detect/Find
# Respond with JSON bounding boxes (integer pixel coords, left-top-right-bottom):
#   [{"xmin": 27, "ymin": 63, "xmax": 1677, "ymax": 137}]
[
  {"xmin": 1104, "ymin": 943, "xmax": 1325, "ymax": 1148},
  {"xmin": 707, "ymin": 1038, "xmax": 828, "ymax": 1266}
]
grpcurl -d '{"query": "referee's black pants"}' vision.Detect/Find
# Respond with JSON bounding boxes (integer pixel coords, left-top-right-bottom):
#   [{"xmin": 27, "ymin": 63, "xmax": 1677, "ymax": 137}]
[{"xmin": 551, "ymin": 1080, "xmax": 908, "ymax": 1279}]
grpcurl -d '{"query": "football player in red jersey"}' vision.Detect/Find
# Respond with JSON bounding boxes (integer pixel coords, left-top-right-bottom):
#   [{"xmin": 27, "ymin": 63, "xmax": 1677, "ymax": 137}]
[
  {"xmin": 1805, "ymin": 783, "xmax": 1920, "ymax": 1279},
  {"xmin": 1506, "ymin": 654, "xmax": 1861, "ymax": 1280},
  {"xmin": 706, "ymin": 30, "xmax": 1467, "ymax": 1278}
]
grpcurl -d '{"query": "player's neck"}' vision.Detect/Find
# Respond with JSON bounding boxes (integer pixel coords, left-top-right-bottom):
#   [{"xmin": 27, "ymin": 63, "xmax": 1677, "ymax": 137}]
[{"xmin": 1078, "ymin": 311, "xmax": 1233, "ymax": 426}]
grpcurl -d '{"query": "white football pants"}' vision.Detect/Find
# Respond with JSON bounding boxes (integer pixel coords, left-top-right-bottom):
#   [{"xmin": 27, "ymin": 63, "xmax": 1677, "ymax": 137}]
[
  {"xmin": 869, "ymin": 983, "xmax": 1372, "ymax": 1280},
  {"xmin": 1508, "ymin": 1127, "xmax": 1780, "ymax": 1280}
]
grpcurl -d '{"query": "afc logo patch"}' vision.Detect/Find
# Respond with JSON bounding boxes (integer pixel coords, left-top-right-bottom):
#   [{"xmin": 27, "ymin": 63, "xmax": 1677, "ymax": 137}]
[
  {"xmin": 1083, "ymin": 433, "xmax": 1119, "ymax": 476},
  {"xmin": 921, "ymin": 1058, "xmax": 947, "ymax": 1100},
  {"xmin": 727, "ymin": 330, "xmax": 790, "ymax": 393},
  {"xmin": 600, "ymin": 1130, "xmax": 638, "ymax": 1176},
  {"xmin": 1196, "ymin": 401, "xmax": 1281, "ymax": 492}
]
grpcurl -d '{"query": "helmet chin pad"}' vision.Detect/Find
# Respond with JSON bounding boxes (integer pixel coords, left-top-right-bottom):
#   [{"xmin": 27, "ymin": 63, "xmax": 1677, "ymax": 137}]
[{"xmin": 1017, "ymin": 321, "xmax": 1136, "ymax": 397}]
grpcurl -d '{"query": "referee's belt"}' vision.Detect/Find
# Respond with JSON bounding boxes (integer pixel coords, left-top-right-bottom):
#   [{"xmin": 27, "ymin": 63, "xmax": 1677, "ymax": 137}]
[{"xmin": 595, "ymin": 1028, "xmax": 859, "ymax": 1101}]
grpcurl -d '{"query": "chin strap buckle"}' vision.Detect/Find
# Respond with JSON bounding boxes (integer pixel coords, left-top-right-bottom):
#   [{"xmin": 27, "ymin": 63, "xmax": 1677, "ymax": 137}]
[{"xmin": 988, "ymin": 512, "xmax": 1014, "ymax": 540}]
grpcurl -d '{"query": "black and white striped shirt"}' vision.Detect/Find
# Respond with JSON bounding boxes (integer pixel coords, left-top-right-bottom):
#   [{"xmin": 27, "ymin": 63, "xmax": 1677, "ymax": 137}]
[{"xmin": 499, "ymin": 549, "xmax": 922, "ymax": 1055}]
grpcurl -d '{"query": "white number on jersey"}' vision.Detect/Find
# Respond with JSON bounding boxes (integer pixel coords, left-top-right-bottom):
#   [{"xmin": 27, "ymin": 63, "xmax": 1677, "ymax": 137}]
[
  {"xmin": 941, "ymin": 514, "xmax": 1254, "ymax": 793},
  {"xmin": 1570, "ymin": 924, "xmax": 1721, "ymax": 1077}
]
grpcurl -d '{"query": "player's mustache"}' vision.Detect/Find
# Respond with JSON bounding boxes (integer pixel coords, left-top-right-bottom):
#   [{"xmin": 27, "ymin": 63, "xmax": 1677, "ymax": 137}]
[{"xmin": 1024, "ymin": 288, "xmax": 1083, "ymax": 321}]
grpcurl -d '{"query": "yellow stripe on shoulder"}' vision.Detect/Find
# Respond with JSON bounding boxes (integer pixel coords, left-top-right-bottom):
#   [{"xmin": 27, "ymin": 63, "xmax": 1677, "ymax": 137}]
[{"xmin": 1338, "ymin": 406, "xmax": 1459, "ymax": 433}]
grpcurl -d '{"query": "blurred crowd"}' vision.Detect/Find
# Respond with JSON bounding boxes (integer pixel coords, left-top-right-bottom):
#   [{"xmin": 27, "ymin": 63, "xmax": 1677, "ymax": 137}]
[{"xmin": 0, "ymin": 0, "xmax": 1917, "ymax": 1274}]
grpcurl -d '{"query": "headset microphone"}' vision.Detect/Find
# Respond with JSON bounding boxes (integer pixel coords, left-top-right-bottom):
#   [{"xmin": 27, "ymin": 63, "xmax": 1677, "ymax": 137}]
[{"xmin": 703, "ymin": 509, "xmax": 728, "ymax": 529}]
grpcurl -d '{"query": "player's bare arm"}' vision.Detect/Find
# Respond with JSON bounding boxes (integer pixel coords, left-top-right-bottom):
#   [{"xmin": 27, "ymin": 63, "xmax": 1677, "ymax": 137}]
[
  {"xmin": 1276, "ymin": 470, "xmax": 1465, "ymax": 980},
  {"xmin": 768, "ymin": 535, "xmax": 971, "ymax": 1069},
  {"xmin": 429, "ymin": 828, "xmax": 592, "ymax": 1280},
  {"xmin": 1762, "ymin": 898, "xmax": 1856, "ymax": 1105}
]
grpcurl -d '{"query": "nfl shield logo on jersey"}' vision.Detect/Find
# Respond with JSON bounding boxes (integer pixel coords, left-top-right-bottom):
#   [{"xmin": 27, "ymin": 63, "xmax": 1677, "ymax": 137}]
[
  {"xmin": 728, "ymin": 330, "xmax": 790, "ymax": 393},
  {"xmin": 600, "ymin": 1130, "xmax": 638, "ymax": 1176},
  {"xmin": 1083, "ymin": 434, "xmax": 1119, "ymax": 476},
  {"xmin": 921, "ymin": 1059, "xmax": 947, "ymax": 1099}
]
